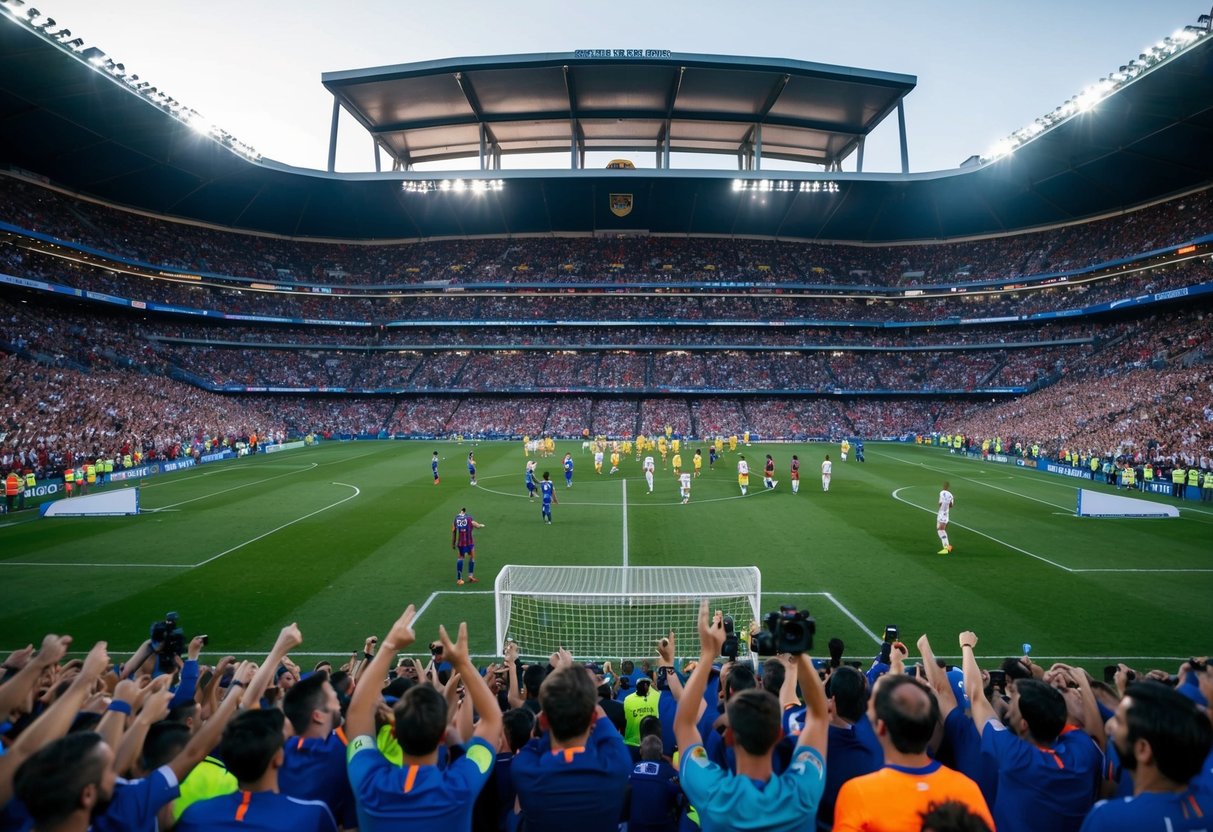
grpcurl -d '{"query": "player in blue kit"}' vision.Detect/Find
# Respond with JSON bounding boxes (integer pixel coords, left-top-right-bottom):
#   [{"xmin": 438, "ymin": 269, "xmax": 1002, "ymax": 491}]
[
  {"xmin": 432, "ymin": 451, "xmax": 440, "ymax": 485},
  {"xmin": 525, "ymin": 460, "xmax": 537, "ymax": 499},
  {"xmin": 452, "ymin": 508, "xmax": 486, "ymax": 585},
  {"xmin": 564, "ymin": 453, "xmax": 574, "ymax": 487},
  {"xmin": 467, "ymin": 451, "xmax": 477, "ymax": 486},
  {"xmin": 540, "ymin": 472, "xmax": 558, "ymax": 524}
]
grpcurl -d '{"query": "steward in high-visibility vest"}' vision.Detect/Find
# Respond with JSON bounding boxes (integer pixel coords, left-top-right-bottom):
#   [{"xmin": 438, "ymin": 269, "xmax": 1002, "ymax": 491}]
[
  {"xmin": 75, "ymin": 467, "xmax": 85, "ymax": 494},
  {"xmin": 1143, "ymin": 464, "xmax": 1153, "ymax": 483},
  {"xmin": 104, "ymin": 458, "xmax": 114, "ymax": 474},
  {"xmin": 1172, "ymin": 467, "xmax": 1186, "ymax": 498},
  {"xmin": 24, "ymin": 471, "xmax": 35, "ymax": 489},
  {"xmin": 64, "ymin": 468, "xmax": 75, "ymax": 496},
  {"xmin": 1203, "ymin": 470, "xmax": 1213, "ymax": 503},
  {"xmin": 123, "ymin": 454, "xmax": 133, "ymax": 469},
  {"xmin": 5, "ymin": 471, "xmax": 20, "ymax": 512},
  {"xmin": 1188, "ymin": 468, "xmax": 1200, "ymax": 490},
  {"xmin": 86, "ymin": 463, "xmax": 97, "ymax": 484}
]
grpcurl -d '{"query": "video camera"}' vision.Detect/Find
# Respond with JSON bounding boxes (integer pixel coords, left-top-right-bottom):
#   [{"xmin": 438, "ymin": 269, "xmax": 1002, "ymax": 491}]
[
  {"xmin": 150, "ymin": 612, "xmax": 185, "ymax": 672},
  {"xmin": 750, "ymin": 605, "xmax": 816, "ymax": 656},
  {"xmin": 721, "ymin": 616, "xmax": 740, "ymax": 660}
]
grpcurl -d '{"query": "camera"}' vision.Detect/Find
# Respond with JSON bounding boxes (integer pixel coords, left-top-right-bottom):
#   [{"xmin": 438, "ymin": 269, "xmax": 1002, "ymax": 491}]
[
  {"xmin": 149, "ymin": 612, "xmax": 185, "ymax": 673},
  {"xmin": 430, "ymin": 642, "xmax": 443, "ymax": 656},
  {"xmin": 879, "ymin": 625, "xmax": 899, "ymax": 665},
  {"xmin": 721, "ymin": 616, "xmax": 740, "ymax": 660},
  {"xmin": 749, "ymin": 605, "xmax": 816, "ymax": 656}
]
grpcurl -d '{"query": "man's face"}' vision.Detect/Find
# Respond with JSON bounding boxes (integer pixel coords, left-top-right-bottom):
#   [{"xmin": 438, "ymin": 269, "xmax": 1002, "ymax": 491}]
[
  {"xmin": 1004, "ymin": 684, "xmax": 1028, "ymax": 739},
  {"xmin": 88, "ymin": 742, "xmax": 118, "ymax": 819},
  {"xmin": 319, "ymin": 681, "xmax": 343, "ymax": 731},
  {"xmin": 1108, "ymin": 697, "xmax": 1137, "ymax": 772}
]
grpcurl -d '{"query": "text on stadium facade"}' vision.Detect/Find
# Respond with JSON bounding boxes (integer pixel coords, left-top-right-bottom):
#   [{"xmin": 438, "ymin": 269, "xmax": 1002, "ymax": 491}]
[{"xmin": 575, "ymin": 49, "xmax": 672, "ymax": 58}]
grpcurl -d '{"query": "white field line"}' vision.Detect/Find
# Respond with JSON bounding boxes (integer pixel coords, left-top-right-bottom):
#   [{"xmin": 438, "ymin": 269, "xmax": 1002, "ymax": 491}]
[
  {"xmin": 879, "ymin": 450, "xmax": 1072, "ymax": 512},
  {"xmin": 622, "ymin": 479, "xmax": 629, "ymax": 568},
  {"xmin": 149, "ymin": 464, "xmax": 318, "ymax": 510},
  {"xmin": 191, "ymin": 482, "xmax": 361, "ymax": 568},
  {"xmin": 0, "ymin": 561, "xmax": 191, "ymax": 568}
]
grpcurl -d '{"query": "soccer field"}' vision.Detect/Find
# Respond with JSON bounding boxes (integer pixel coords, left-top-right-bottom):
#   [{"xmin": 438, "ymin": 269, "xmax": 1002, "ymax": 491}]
[{"xmin": 2, "ymin": 440, "xmax": 1210, "ymax": 673}]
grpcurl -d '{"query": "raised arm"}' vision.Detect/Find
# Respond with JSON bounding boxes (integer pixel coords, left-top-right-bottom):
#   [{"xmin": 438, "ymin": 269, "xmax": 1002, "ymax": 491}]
[
  {"xmin": 440, "ymin": 621, "xmax": 502, "ymax": 746},
  {"xmin": 656, "ymin": 631, "xmax": 683, "ymax": 701},
  {"xmin": 959, "ymin": 630, "xmax": 995, "ymax": 728},
  {"xmin": 348, "ymin": 605, "xmax": 415, "ymax": 739},
  {"xmin": 241, "ymin": 623, "xmax": 303, "ymax": 709},
  {"xmin": 795, "ymin": 651, "xmax": 829, "ymax": 755},
  {"xmin": 168, "ymin": 661, "xmax": 253, "ymax": 782},
  {"xmin": 0, "ymin": 634, "xmax": 70, "ymax": 723},
  {"xmin": 916, "ymin": 634, "xmax": 958, "ymax": 719},
  {"xmin": 674, "ymin": 599, "xmax": 724, "ymax": 753},
  {"xmin": 503, "ymin": 640, "xmax": 524, "ymax": 709}
]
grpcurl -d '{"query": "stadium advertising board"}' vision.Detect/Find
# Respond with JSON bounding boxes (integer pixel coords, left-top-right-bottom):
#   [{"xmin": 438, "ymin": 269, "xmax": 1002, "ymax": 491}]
[
  {"xmin": 109, "ymin": 465, "xmax": 152, "ymax": 482},
  {"xmin": 1045, "ymin": 461, "xmax": 1092, "ymax": 480},
  {"xmin": 23, "ymin": 480, "xmax": 64, "ymax": 499},
  {"xmin": 161, "ymin": 459, "xmax": 196, "ymax": 473}
]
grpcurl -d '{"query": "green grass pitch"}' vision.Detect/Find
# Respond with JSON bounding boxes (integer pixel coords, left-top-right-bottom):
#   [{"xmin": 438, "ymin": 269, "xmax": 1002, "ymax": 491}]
[{"xmin": 1, "ymin": 440, "xmax": 1210, "ymax": 674}]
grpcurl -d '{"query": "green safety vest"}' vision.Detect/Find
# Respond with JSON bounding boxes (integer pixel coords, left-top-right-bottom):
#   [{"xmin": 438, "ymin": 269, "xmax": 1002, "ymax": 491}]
[
  {"xmin": 622, "ymin": 690, "xmax": 661, "ymax": 746},
  {"xmin": 1143, "ymin": 466, "xmax": 1153, "ymax": 480},
  {"xmin": 1188, "ymin": 469, "xmax": 1200, "ymax": 487},
  {"xmin": 24, "ymin": 472, "xmax": 35, "ymax": 488},
  {"xmin": 1173, "ymin": 470, "xmax": 1186, "ymax": 484},
  {"xmin": 1204, "ymin": 471, "xmax": 1213, "ymax": 488}
]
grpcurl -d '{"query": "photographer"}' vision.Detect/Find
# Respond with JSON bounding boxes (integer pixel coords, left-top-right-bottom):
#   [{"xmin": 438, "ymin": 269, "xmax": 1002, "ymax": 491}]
[{"xmin": 674, "ymin": 600, "xmax": 829, "ymax": 830}]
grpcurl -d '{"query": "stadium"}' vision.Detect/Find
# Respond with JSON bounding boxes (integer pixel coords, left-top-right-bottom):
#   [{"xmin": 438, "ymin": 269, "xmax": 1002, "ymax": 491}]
[{"xmin": 1, "ymin": 2, "xmax": 1212, "ymax": 829}]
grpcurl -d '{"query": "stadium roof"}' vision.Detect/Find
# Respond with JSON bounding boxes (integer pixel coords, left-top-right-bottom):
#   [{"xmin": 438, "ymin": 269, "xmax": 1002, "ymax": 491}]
[
  {"xmin": 319, "ymin": 52, "xmax": 917, "ymax": 169},
  {"xmin": 2, "ymin": 11, "xmax": 1212, "ymax": 242}
]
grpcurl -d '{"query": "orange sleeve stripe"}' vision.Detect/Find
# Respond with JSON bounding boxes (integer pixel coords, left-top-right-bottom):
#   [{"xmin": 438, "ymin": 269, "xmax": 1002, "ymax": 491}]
[
  {"xmin": 235, "ymin": 790, "xmax": 252, "ymax": 822},
  {"xmin": 336, "ymin": 726, "xmax": 348, "ymax": 746}
]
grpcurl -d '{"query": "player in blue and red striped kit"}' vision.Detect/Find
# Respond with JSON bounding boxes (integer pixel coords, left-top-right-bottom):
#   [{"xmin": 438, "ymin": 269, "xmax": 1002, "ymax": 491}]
[{"xmin": 451, "ymin": 507, "xmax": 486, "ymax": 585}]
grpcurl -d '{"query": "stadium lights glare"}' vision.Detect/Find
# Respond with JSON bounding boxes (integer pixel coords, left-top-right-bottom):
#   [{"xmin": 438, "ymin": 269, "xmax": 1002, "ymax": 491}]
[
  {"xmin": 402, "ymin": 179, "xmax": 505, "ymax": 194},
  {"xmin": 3, "ymin": 5, "xmax": 263, "ymax": 163},
  {"xmin": 731, "ymin": 179, "xmax": 839, "ymax": 194},
  {"xmin": 980, "ymin": 18, "xmax": 1209, "ymax": 163}
]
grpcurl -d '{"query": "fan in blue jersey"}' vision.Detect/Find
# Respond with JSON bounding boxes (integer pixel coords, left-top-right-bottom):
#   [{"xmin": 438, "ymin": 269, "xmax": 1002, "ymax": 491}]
[
  {"xmin": 467, "ymin": 451, "xmax": 477, "ymax": 486},
  {"xmin": 540, "ymin": 471, "xmax": 558, "ymax": 524},
  {"xmin": 525, "ymin": 460, "xmax": 537, "ymax": 499},
  {"xmin": 563, "ymin": 453, "xmax": 574, "ymax": 487},
  {"xmin": 431, "ymin": 451, "xmax": 440, "ymax": 485},
  {"xmin": 452, "ymin": 507, "xmax": 486, "ymax": 585}
]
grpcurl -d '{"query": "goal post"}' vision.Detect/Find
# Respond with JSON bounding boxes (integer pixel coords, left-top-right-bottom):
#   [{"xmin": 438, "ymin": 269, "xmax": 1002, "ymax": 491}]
[{"xmin": 494, "ymin": 565, "xmax": 761, "ymax": 660}]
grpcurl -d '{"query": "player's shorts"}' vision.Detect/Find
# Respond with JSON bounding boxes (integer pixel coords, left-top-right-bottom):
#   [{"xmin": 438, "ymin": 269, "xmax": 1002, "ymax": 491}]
[
  {"xmin": 936, "ymin": 513, "xmax": 949, "ymax": 525},
  {"xmin": 738, "ymin": 474, "xmax": 749, "ymax": 485},
  {"xmin": 468, "ymin": 466, "xmax": 476, "ymax": 476},
  {"xmin": 822, "ymin": 474, "xmax": 831, "ymax": 482},
  {"xmin": 790, "ymin": 472, "xmax": 799, "ymax": 480},
  {"xmin": 457, "ymin": 545, "xmax": 474, "ymax": 556},
  {"xmin": 526, "ymin": 481, "xmax": 535, "ymax": 491}
]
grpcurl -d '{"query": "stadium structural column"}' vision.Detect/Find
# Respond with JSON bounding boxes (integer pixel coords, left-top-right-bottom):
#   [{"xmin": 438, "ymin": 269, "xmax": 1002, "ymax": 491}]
[
  {"xmin": 374, "ymin": 141, "xmax": 381, "ymax": 173},
  {"xmin": 327, "ymin": 96, "xmax": 340, "ymax": 173},
  {"xmin": 856, "ymin": 137, "xmax": 865, "ymax": 172},
  {"xmin": 480, "ymin": 124, "xmax": 488, "ymax": 171},
  {"xmin": 754, "ymin": 123, "xmax": 762, "ymax": 170},
  {"xmin": 897, "ymin": 100, "xmax": 909, "ymax": 173}
]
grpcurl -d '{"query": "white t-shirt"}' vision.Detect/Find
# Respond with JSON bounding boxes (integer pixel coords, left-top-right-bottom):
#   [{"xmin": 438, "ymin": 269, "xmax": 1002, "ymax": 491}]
[
  {"xmin": 680, "ymin": 473, "xmax": 692, "ymax": 489},
  {"xmin": 938, "ymin": 489, "xmax": 954, "ymax": 521},
  {"xmin": 643, "ymin": 457, "xmax": 656, "ymax": 472},
  {"xmin": 737, "ymin": 460, "xmax": 749, "ymax": 475},
  {"xmin": 822, "ymin": 460, "xmax": 833, "ymax": 476}
]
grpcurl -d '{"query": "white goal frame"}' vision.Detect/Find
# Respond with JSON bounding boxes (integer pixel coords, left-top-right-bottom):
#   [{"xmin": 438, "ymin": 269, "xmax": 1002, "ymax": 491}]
[{"xmin": 494, "ymin": 565, "xmax": 761, "ymax": 660}]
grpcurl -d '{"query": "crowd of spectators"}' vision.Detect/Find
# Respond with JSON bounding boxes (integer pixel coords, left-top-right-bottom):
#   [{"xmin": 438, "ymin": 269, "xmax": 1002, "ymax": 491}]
[
  {"xmin": 3, "ymin": 173, "xmax": 1211, "ymax": 289},
  {"xmin": 1, "ymin": 607, "xmax": 1210, "ymax": 832}
]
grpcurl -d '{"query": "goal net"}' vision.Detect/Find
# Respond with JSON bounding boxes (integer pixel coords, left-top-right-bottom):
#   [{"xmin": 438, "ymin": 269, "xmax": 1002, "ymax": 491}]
[{"xmin": 494, "ymin": 565, "xmax": 761, "ymax": 660}]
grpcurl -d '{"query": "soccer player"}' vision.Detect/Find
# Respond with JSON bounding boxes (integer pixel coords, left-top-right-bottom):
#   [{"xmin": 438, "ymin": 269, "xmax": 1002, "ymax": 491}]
[
  {"xmin": 594, "ymin": 447, "xmax": 604, "ymax": 475},
  {"xmin": 763, "ymin": 454, "xmax": 778, "ymax": 490},
  {"xmin": 743, "ymin": 430, "xmax": 751, "ymax": 447},
  {"xmin": 610, "ymin": 449, "xmax": 620, "ymax": 474},
  {"xmin": 525, "ymin": 459, "xmax": 537, "ymax": 499},
  {"xmin": 693, "ymin": 449, "xmax": 703, "ymax": 478},
  {"xmin": 467, "ymin": 451, "xmax": 477, "ymax": 486},
  {"xmin": 643, "ymin": 455, "xmax": 656, "ymax": 493},
  {"xmin": 671, "ymin": 437, "xmax": 680, "ymax": 455},
  {"xmin": 452, "ymin": 507, "xmax": 486, "ymax": 585},
  {"xmin": 671, "ymin": 451, "xmax": 682, "ymax": 475},
  {"xmin": 709, "ymin": 446, "xmax": 718, "ymax": 470},
  {"xmin": 840, "ymin": 438, "xmax": 850, "ymax": 462},
  {"xmin": 679, "ymin": 472, "xmax": 692, "ymax": 504},
  {"xmin": 540, "ymin": 472, "xmax": 558, "ymax": 524},
  {"xmin": 937, "ymin": 482, "xmax": 954, "ymax": 554},
  {"xmin": 855, "ymin": 439, "xmax": 865, "ymax": 463},
  {"xmin": 658, "ymin": 436, "xmax": 669, "ymax": 468},
  {"xmin": 737, "ymin": 455, "xmax": 749, "ymax": 496},
  {"xmin": 728, "ymin": 435, "xmax": 738, "ymax": 453},
  {"xmin": 432, "ymin": 451, "xmax": 440, "ymax": 485},
  {"xmin": 563, "ymin": 453, "xmax": 574, "ymax": 487},
  {"xmin": 821, "ymin": 454, "xmax": 832, "ymax": 492},
  {"xmin": 791, "ymin": 454, "xmax": 800, "ymax": 494}
]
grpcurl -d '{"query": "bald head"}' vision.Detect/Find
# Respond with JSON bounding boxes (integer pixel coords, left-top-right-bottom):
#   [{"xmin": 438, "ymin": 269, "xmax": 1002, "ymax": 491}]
[{"xmin": 874, "ymin": 675, "xmax": 940, "ymax": 754}]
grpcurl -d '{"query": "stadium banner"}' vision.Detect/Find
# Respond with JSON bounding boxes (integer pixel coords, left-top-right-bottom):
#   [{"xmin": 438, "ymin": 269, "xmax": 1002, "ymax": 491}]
[
  {"xmin": 108, "ymin": 465, "xmax": 152, "ymax": 482},
  {"xmin": 1143, "ymin": 482, "xmax": 1173, "ymax": 496},
  {"xmin": 1076, "ymin": 488, "xmax": 1178, "ymax": 518},
  {"xmin": 1044, "ymin": 461, "xmax": 1093, "ymax": 480},
  {"xmin": 1015, "ymin": 458, "xmax": 1038, "ymax": 469},
  {"xmin": 41, "ymin": 487, "xmax": 139, "ymax": 517},
  {"xmin": 23, "ymin": 479, "xmax": 65, "ymax": 499},
  {"xmin": 264, "ymin": 441, "xmax": 306, "ymax": 455},
  {"xmin": 162, "ymin": 459, "xmax": 196, "ymax": 473},
  {"xmin": 201, "ymin": 450, "xmax": 236, "ymax": 463}
]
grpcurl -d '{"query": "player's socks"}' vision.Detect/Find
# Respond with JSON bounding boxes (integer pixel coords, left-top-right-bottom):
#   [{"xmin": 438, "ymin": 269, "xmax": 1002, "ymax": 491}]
[
  {"xmin": 938, "ymin": 530, "xmax": 950, "ymax": 548},
  {"xmin": 741, "ymin": 487, "xmax": 747, "ymax": 495},
  {"xmin": 772, "ymin": 480, "xmax": 778, "ymax": 488},
  {"xmin": 456, "ymin": 561, "xmax": 464, "ymax": 580},
  {"xmin": 468, "ymin": 559, "xmax": 474, "ymax": 576},
  {"xmin": 792, "ymin": 481, "xmax": 799, "ymax": 493}
]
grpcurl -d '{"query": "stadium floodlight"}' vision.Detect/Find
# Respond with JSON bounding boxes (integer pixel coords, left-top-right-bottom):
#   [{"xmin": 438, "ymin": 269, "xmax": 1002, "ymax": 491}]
[
  {"xmin": 81, "ymin": 46, "xmax": 106, "ymax": 65},
  {"xmin": 62, "ymin": 37, "xmax": 83, "ymax": 49},
  {"xmin": 494, "ymin": 565, "xmax": 762, "ymax": 660}
]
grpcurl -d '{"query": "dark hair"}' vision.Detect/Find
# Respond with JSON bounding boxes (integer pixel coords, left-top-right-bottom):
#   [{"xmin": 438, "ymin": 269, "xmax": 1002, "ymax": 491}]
[
  {"xmin": 15, "ymin": 732, "xmax": 108, "ymax": 827},
  {"xmin": 639, "ymin": 715, "xmax": 662, "ymax": 740},
  {"xmin": 141, "ymin": 721, "xmax": 191, "ymax": 771},
  {"xmin": 1001, "ymin": 657, "xmax": 1033, "ymax": 682},
  {"xmin": 725, "ymin": 688, "xmax": 782, "ymax": 755},
  {"xmin": 283, "ymin": 671, "xmax": 331, "ymax": 735},
  {"xmin": 1014, "ymin": 679, "xmax": 1066, "ymax": 745},
  {"xmin": 523, "ymin": 664, "xmax": 547, "ymax": 697},
  {"xmin": 1122, "ymin": 681, "xmax": 1213, "ymax": 783},
  {"xmin": 503, "ymin": 707, "xmax": 536, "ymax": 752},
  {"xmin": 166, "ymin": 701, "xmax": 198, "ymax": 724},
  {"xmin": 874, "ymin": 676, "xmax": 939, "ymax": 754},
  {"xmin": 220, "ymin": 709, "xmax": 286, "ymax": 783},
  {"xmin": 539, "ymin": 666, "xmax": 598, "ymax": 742},
  {"xmin": 761, "ymin": 658, "xmax": 786, "ymax": 694},
  {"xmin": 329, "ymin": 670, "xmax": 352, "ymax": 695},
  {"xmin": 724, "ymin": 664, "xmax": 757, "ymax": 700},
  {"xmin": 920, "ymin": 800, "xmax": 993, "ymax": 832},
  {"xmin": 393, "ymin": 684, "xmax": 449, "ymax": 756},
  {"xmin": 829, "ymin": 666, "xmax": 868, "ymax": 723}
]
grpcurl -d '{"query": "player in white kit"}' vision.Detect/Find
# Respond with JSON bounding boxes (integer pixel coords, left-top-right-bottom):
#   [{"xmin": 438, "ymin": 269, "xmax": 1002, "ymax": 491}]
[
  {"xmin": 643, "ymin": 455, "xmax": 656, "ymax": 493},
  {"xmin": 821, "ymin": 454, "xmax": 832, "ymax": 492},
  {"xmin": 937, "ymin": 482, "xmax": 954, "ymax": 554},
  {"xmin": 679, "ymin": 472, "xmax": 692, "ymax": 504}
]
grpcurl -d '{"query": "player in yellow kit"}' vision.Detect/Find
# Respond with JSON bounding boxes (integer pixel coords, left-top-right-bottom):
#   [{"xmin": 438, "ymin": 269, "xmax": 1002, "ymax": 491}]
[
  {"xmin": 671, "ymin": 452, "xmax": 682, "ymax": 475},
  {"xmin": 693, "ymin": 449, "xmax": 703, "ymax": 478},
  {"xmin": 610, "ymin": 450, "xmax": 621, "ymax": 474}
]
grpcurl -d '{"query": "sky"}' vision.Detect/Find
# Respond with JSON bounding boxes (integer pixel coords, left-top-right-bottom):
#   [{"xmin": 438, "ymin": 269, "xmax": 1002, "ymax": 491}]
[{"xmin": 26, "ymin": 0, "xmax": 1208, "ymax": 174}]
